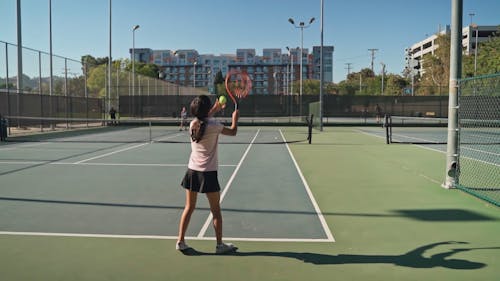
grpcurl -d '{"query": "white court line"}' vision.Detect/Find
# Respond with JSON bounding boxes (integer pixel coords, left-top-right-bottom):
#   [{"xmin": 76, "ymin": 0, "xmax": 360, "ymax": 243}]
[
  {"xmin": 0, "ymin": 161, "xmax": 49, "ymax": 165},
  {"xmin": 196, "ymin": 129, "xmax": 261, "ymax": 238},
  {"xmin": 280, "ymin": 129, "xmax": 335, "ymax": 242},
  {"xmin": 73, "ymin": 143, "xmax": 149, "ymax": 164},
  {"xmin": 357, "ymin": 128, "xmax": 386, "ymax": 141},
  {"xmin": 154, "ymin": 132, "xmax": 185, "ymax": 142},
  {"xmin": 0, "ymin": 231, "xmax": 333, "ymax": 242}
]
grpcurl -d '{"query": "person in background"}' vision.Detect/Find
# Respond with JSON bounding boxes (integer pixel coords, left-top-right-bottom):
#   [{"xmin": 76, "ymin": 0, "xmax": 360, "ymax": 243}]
[
  {"xmin": 375, "ymin": 104, "xmax": 382, "ymax": 124},
  {"xmin": 109, "ymin": 107, "xmax": 117, "ymax": 125},
  {"xmin": 179, "ymin": 106, "xmax": 188, "ymax": 131}
]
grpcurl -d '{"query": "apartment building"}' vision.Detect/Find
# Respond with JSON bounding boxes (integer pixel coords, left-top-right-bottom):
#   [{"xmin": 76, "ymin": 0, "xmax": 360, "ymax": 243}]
[{"xmin": 130, "ymin": 46, "xmax": 334, "ymax": 95}]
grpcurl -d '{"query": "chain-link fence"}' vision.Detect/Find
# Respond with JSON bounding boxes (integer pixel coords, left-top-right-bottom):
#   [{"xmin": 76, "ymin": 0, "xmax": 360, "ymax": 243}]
[
  {"xmin": 0, "ymin": 41, "xmax": 206, "ymax": 120},
  {"xmin": 457, "ymin": 73, "xmax": 500, "ymax": 206}
]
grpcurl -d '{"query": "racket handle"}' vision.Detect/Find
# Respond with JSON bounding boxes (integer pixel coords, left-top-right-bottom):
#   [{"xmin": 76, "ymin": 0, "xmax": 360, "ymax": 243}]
[{"xmin": 234, "ymin": 103, "xmax": 238, "ymax": 110}]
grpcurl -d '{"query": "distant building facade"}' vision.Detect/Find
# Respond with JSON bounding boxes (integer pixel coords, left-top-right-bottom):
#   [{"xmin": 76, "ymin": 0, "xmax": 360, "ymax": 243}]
[
  {"xmin": 129, "ymin": 46, "xmax": 334, "ymax": 95},
  {"xmin": 406, "ymin": 25, "xmax": 498, "ymax": 75}
]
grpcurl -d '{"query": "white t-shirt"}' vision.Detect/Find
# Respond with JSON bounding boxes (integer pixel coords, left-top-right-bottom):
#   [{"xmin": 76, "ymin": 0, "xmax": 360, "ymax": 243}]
[{"xmin": 188, "ymin": 118, "xmax": 224, "ymax": 171}]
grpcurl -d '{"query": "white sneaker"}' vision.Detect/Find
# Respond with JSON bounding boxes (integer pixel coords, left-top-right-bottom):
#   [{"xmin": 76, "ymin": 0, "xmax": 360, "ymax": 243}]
[
  {"xmin": 216, "ymin": 243, "xmax": 237, "ymax": 254},
  {"xmin": 176, "ymin": 241, "xmax": 191, "ymax": 251}
]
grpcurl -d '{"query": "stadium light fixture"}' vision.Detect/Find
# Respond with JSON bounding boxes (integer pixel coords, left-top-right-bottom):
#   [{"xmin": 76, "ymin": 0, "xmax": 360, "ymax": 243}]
[
  {"xmin": 288, "ymin": 17, "xmax": 315, "ymax": 116},
  {"xmin": 132, "ymin": 25, "xmax": 140, "ymax": 97}
]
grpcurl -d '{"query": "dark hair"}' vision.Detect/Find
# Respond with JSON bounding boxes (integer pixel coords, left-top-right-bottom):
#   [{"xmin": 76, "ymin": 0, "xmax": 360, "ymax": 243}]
[{"xmin": 190, "ymin": 95, "xmax": 211, "ymax": 142}]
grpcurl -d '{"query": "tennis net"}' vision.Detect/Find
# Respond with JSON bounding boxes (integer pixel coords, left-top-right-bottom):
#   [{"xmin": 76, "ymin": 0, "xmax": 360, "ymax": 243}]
[
  {"xmin": 0, "ymin": 116, "xmax": 311, "ymax": 144},
  {"xmin": 385, "ymin": 115, "xmax": 500, "ymax": 145},
  {"xmin": 385, "ymin": 115, "xmax": 448, "ymax": 144}
]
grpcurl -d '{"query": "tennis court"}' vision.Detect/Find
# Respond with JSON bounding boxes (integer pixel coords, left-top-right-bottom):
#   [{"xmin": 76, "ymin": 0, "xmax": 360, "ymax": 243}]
[
  {"xmin": 0, "ymin": 124, "xmax": 332, "ymax": 240},
  {"xmin": 0, "ymin": 123, "xmax": 499, "ymax": 281}
]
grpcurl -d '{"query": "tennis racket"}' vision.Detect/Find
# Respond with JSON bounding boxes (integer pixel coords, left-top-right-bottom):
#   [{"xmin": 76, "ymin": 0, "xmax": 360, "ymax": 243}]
[{"xmin": 224, "ymin": 69, "xmax": 252, "ymax": 110}]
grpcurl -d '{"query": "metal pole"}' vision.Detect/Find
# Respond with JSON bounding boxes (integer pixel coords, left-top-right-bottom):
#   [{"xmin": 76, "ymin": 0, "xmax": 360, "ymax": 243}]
[
  {"xmin": 443, "ymin": 0, "xmax": 462, "ymax": 189},
  {"xmin": 411, "ymin": 74, "xmax": 414, "ymax": 96},
  {"xmin": 38, "ymin": 51, "xmax": 43, "ymax": 128},
  {"xmin": 474, "ymin": 26, "xmax": 478, "ymax": 76},
  {"xmin": 132, "ymin": 27, "xmax": 136, "ymax": 97},
  {"xmin": 64, "ymin": 58, "xmax": 68, "ymax": 124},
  {"xmin": 108, "ymin": 0, "xmax": 112, "ymax": 116},
  {"xmin": 84, "ymin": 60, "xmax": 88, "ymax": 122},
  {"xmin": 6, "ymin": 43, "xmax": 11, "ymax": 123},
  {"xmin": 289, "ymin": 18, "xmax": 315, "ymax": 117},
  {"xmin": 290, "ymin": 53, "xmax": 294, "ymax": 116},
  {"xmin": 49, "ymin": 0, "xmax": 53, "ymax": 121},
  {"xmin": 381, "ymin": 62, "xmax": 385, "ymax": 95},
  {"xmin": 319, "ymin": 0, "xmax": 324, "ymax": 131},
  {"xmin": 300, "ymin": 27, "xmax": 303, "ymax": 117},
  {"xmin": 193, "ymin": 61, "xmax": 196, "ymax": 88},
  {"xmin": 16, "ymin": 0, "xmax": 23, "ymax": 95},
  {"xmin": 116, "ymin": 63, "xmax": 119, "ymax": 112},
  {"xmin": 16, "ymin": 0, "xmax": 23, "ymax": 123}
]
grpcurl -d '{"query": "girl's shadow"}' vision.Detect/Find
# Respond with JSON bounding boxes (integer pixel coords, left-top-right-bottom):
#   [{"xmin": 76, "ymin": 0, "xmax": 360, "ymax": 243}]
[{"xmin": 181, "ymin": 241, "xmax": 497, "ymax": 270}]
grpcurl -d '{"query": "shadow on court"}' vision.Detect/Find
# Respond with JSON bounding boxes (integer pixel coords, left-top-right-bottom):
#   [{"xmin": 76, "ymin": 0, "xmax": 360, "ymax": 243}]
[
  {"xmin": 0, "ymin": 196, "xmax": 496, "ymax": 222},
  {"xmin": 181, "ymin": 241, "xmax": 498, "ymax": 269}
]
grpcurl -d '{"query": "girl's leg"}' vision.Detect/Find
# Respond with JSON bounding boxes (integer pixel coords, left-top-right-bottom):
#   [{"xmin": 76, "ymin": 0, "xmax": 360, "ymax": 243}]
[
  {"xmin": 206, "ymin": 191, "xmax": 223, "ymax": 244},
  {"xmin": 177, "ymin": 190, "xmax": 198, "ymax": 243}
]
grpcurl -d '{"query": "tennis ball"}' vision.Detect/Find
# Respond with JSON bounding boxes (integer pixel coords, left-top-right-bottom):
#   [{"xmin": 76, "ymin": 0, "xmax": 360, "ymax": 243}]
[{"xmin": 219, "ymin": 96, "xmax": 227, "ymax": 105}]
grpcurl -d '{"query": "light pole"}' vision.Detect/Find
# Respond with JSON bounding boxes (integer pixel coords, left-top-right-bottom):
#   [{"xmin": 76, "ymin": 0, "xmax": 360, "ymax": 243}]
[
  {"xmin": 289, "ymin": 17, "xmax": 315, "ymax": 116},
  {"xmin": 286, "ymin": 46, "xmax": 298, "ymax": 116},
  {"xmin": 132, "ymin": 25, "xmax": 140, "ymax": 97},
  {"xmin": 468, "ymin": 13, "xmax": 478, "ymax": 76},
  {"xmin": 380, "ymin": 62, "xmax": 386, "ymax": 95},
  {"xmin": 471, "ymin": 23, "xmax": 478, "ymax": 76},
  {"xmin": 193, "ymin": 61, "xmax": 197, "ymax": 88}
]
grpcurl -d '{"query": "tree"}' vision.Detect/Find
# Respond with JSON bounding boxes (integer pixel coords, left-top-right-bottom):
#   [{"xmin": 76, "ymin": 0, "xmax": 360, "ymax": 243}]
[
  {"xmin": 214, "ymin": 70, "xmax": 224, "ymax": 84},
  {"xmin": 86, "ymin": 64, "xmax": 107, "ymax": 98},
  {"xmin": 302, "ymin": 79, "xmax": 320, "ymax": 95},
  {"xmin": 385, "ymin": 74, "xmax": 408, "ymax": 95},
  {"xmin": 463, "ymin": 25, "xmax": 500, "ymax": 76},
  {"xmin": 336, "ymin": 80, "xmax": 357, "ymax": 95},
  {"xmin": 418, "ymin": 34, "xmax": 450, "ymax": 95},
  {"xmin": 213, "ymin": 70, "xmax": 225, "ymax": 95}
]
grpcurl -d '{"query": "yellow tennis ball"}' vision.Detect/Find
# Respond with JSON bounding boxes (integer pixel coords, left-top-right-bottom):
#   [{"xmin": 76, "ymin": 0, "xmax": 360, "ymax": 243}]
[{"xmin": 218, "ymin": 95, "xmax": 227, "ymax": 105}]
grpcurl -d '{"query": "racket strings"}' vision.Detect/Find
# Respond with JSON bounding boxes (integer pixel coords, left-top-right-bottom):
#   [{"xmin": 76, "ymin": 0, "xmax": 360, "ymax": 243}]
[{"xmin": 225, "ymin": 70, "xmax": 252, "ymax": 101}]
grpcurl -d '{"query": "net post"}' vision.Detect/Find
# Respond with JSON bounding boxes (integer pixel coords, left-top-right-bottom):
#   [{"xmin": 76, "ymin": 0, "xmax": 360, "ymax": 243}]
[
  {"xmin": 149, "ymin": 121, "xmax": 152, "ymax": 142},
  {"xmin": 384, "ymin": 114, "xmax": 389, "ymax": 144},
  {"xmin": 308, "ymin": 114, "xmax": 313, "ymax": 144},
  {"xmin": 0, "ymin": 115, "xmax": 6, "ymax": 142}
]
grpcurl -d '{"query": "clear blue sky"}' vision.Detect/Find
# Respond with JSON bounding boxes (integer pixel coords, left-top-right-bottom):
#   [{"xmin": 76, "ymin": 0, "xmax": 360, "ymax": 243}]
[{"xmin": 1, "ymin": 0, "xmax": 499, "ymax": 82}]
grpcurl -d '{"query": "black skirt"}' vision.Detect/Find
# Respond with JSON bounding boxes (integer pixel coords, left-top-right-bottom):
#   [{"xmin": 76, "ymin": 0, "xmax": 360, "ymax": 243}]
[{"xmin": 181, "ymin": 169, "xmax": 221, "ymax": 193}]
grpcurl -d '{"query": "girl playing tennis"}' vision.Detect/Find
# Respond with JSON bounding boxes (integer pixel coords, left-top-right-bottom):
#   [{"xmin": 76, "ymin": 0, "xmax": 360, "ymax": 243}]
[{"xmin": 176, "ymin": 95, "xmax": 239, "ymax": 254}]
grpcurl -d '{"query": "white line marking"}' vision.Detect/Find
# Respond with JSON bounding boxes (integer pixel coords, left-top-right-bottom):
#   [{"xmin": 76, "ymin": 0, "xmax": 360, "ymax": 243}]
[
  {"xmin": 280, "ymin": 129, "xmax": 335, "ymax": 242},
  {"xmin": 197, "ymin": 129, "xmax": 261, "ymax": 238},
  {"xmin": 0, "ymin": 231, "xmax": 333, "ymax": 242},
  {"xmin": 356, "ymin": 128, "xmax": 386, "ymax": 140},
  {"xmin": 73, "ymin": 143, "xmax": 149, "ymax": 164},
  {"xmin": 0, "ymin": 161, "xmax": 48, "ymax": 165},
  {"xmin": 155, "ymin": 132, "xmax": 185, "ymax": 141},
  {"xmin": 418, "ymin": 173, "xmax": 442, "ymax": 185}
]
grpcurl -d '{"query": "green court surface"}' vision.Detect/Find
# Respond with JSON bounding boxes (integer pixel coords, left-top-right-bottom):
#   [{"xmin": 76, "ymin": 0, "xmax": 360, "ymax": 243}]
[{"xmin": 0, "ymin": 127, "xmax": 499, "ymax": 281}]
